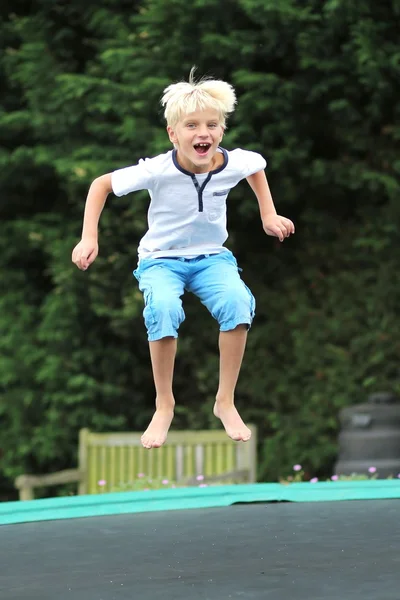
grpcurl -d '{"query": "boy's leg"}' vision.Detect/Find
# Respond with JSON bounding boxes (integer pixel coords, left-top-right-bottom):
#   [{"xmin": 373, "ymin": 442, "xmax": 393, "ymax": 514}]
[
  {"xmin": 214, "ymin": 324, "xmax": 251, "ymax": 441},
  {"xmin": 187, "ymin": 253, "xmax": 254, "ymax": 442},
  {"xmin": 142, "ymin": 337, "xmax": 177, "ymax": 449},
  {"xmin": 134, "ymin": 259, "xmax": 186, "ymax": 448}
]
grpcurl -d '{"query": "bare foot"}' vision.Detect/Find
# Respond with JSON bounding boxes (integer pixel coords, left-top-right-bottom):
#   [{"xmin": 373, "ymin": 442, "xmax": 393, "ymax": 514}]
[
  {"xmin": 141, "ymin": 408, "xmax": 174, "ymax": 449},
  {"xmin": 213, "ymin": 401, "xmax": 252, "ymax": 442}
]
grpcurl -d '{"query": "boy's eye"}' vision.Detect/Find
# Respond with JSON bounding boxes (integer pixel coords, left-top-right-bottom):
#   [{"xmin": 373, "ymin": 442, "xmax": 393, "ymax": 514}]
[
  {"xmin": 186, "ymin": 123, "xmax": 196, "ymax": 128},
  {"xmin": 208, "ymin": 123, "xmax": 218, "ymax": 128}
]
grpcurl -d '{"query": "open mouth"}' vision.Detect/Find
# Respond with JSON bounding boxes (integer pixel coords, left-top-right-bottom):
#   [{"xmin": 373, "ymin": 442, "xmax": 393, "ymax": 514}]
[{"xmin": 194, "ymin": 143, "xmax": 211, "ymax": 156}]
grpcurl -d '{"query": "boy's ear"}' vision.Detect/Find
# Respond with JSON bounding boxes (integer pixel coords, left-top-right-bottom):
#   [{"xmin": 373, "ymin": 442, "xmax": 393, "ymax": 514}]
[{"xmin": 167, "ymin": 126, "xmax": 177, "ymax": 144}]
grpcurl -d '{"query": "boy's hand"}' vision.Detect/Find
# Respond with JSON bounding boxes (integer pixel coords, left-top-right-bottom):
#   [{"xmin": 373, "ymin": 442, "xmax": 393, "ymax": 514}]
[
  {"xmin": 72, "ymin": 238, "xmax": 99, "ymax": 271},
  {"xmin": 262, "ymin": 214, "xmax": 295, "ymax": 242}
]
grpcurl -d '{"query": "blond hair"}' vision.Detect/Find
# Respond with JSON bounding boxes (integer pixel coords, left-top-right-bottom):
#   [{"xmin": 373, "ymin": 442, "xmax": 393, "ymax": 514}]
[{"xmin": 161, "ymin": 67, "xmax": 237, "ymax": 128}]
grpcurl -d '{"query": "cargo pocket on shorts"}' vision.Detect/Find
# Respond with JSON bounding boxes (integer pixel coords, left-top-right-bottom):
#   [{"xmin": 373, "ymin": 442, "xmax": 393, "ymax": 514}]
[
  {"xmin": 143, "ymin": 287, "xmax": 156, "ymax": 326},
  {"xmin": 241, "ymin": 281, "xmax": 256, "ymax": 320}
]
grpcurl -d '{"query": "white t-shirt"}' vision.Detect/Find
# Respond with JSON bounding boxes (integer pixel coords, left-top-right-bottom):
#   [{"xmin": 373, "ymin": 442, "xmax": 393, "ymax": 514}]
[{"xmin": 111, "ymin": 147, "xmax": 266, "ymax": 259}]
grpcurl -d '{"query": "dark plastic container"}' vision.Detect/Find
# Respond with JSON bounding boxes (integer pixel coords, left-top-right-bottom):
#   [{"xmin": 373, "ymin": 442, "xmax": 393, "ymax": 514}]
[{"xmin": 334, "ymin": 392, "xmax": 400, "ymax": 478}]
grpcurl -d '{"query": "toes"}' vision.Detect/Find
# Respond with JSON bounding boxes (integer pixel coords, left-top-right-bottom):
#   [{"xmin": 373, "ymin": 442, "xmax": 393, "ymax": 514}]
[
  {"xmin": 141, "ymin": 435, "xmax": 153, "ymax": 449},
  {"xmin": 229, "ymin": 429, "xmax": 252, "ymax": 442},
  {"xmin": 241, "ymin": 429, "xmax": 252, "ymax": 442},
  {"xmin": 141, "ymin": 434, "xmax": 165, "ymax": 449}
]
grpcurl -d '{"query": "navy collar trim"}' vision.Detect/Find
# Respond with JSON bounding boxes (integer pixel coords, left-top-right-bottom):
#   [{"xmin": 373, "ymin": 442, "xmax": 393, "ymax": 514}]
[{"xmin": 172, "ymin": 147, "xmax": 228, "ymax": 176}]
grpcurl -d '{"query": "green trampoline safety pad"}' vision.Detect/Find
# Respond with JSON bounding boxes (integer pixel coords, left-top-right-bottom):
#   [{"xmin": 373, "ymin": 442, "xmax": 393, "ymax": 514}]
[{"xmin": 1, "ymin": 480, "xmax": 399, "ymax": 526}]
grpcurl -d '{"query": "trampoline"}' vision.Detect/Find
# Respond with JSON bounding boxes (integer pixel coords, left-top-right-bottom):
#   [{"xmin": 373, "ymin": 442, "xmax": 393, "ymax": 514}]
[{"xmin": 1, "ymin": 480, "xmax": 400, "ymax": 600}]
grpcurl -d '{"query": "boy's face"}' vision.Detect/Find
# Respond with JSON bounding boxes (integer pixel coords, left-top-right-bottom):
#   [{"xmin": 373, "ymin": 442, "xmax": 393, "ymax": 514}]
[{"xmin": 167, "ymin": 108, "xmax": 224, "ymax": 173}]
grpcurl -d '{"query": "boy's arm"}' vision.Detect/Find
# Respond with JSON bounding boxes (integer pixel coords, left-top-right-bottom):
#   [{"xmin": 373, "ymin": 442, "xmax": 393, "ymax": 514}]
[
  {"xmin": 72, "ymin": 173, "xmax": 113, "ymax": 271},
  {"xmin": 246, "ymin": 170, "xmax": 295, "ymax": 242}
]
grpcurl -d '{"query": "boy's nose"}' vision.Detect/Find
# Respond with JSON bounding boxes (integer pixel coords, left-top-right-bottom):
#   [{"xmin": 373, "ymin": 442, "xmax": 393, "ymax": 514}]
[{"xmin": 198, "ymin": 126, "xmax": 209, "ymax": 137}]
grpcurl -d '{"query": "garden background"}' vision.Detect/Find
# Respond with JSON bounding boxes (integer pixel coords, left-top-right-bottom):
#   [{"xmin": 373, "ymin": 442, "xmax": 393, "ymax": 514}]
[{"xmin": 1, "ymin": 0, "xmax": 399, "ymax": 500}]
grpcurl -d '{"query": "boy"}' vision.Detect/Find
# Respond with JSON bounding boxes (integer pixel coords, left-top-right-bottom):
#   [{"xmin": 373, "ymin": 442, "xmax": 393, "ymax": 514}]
[{"xmin": 72, "ymin": 69, "xmax": 294, "ymax": 449}]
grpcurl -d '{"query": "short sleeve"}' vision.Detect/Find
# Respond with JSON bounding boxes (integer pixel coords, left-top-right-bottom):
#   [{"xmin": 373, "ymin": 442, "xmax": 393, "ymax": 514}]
[
  {"xmin": 240, "ymin": 150, "xmax": 267, "ymax": 178},
  {"xmin": 111, "ymin": 158, "xmax": 154, "ymax": 197}
]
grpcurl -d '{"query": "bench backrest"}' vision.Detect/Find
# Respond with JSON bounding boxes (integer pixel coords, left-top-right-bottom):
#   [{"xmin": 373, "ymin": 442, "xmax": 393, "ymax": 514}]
[{"xmin": 79, "ymin": 426, "xmax": 257, "ymax": 494}]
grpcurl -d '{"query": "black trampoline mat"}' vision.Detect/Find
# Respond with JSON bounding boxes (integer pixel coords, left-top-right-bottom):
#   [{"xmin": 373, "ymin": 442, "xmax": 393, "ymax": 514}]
[{"xmin": 1, "ymin": 500, "xmax": 399, "ymax": 600}]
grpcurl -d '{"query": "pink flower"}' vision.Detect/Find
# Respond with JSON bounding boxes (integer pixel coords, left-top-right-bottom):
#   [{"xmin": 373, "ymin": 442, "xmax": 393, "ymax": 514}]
[
  {"xmin": 331, "ymin": 475, "xmax": 339, "ymax": 481},
  {"xmin": 368, "ymin": 467, "xmax": 377, "ymax": 474},
  {"xmin": 198, "ymin": 483, "xmax": 208, "ymax": 488},
  {"xmin": 310, "ymin": 477, "xmax": 318, "ymax": 483},
  {"xmin": 196, "ymin": 475, "xmax": 204, "ymax": 481},
  {"xmin": 162, "ymin": 479, "xmax": 169, "ymax": 485},
  {"xmin": 293, "ymin": 464, "xmax": 302, "ymax": 472},
  {"xmin": 97, "ymin": 479, "xmax": 106, "ymax": 487},
  {"xmin": 137, "ymin": 473, "xmax": 145, "ymax": 478}
]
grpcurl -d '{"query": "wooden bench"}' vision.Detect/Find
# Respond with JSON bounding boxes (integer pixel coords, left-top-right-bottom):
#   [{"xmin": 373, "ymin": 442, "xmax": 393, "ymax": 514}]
[{"xmin": 15, "ymin": 426, "xmax": 258, "ymax": 500}]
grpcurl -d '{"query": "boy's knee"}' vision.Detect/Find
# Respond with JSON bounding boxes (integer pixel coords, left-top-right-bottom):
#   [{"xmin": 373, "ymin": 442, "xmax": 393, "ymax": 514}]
[
  {"xmin": 152, "ymin": 294, "xmax": 184, "ymax": 322},
  {"xmin": 143, "ymin": 291, "xmax": 185, "ymax": 332},
  {"xmin": 213, "ymin": 283, "xmax": 256, "ymax": 327}
]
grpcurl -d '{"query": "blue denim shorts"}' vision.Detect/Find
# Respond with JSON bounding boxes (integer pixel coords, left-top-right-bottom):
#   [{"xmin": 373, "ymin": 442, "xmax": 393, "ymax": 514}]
[{"xmin": 133, "ymin": 251, "xmax": 256, "ymax": 341}]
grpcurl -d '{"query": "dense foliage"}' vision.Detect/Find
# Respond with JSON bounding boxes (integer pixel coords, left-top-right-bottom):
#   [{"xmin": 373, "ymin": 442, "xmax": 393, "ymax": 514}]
[{"xmin": 1, "ymin": 0, "xmax": 399, "ymax": 498}]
